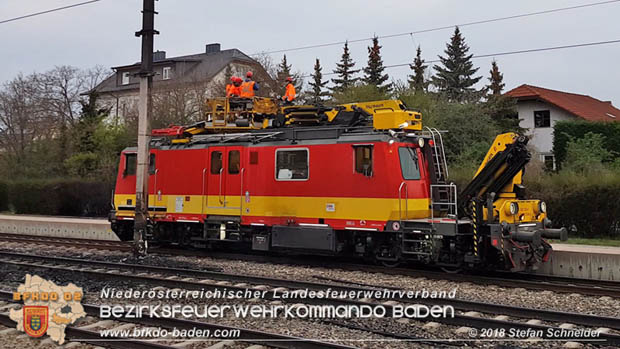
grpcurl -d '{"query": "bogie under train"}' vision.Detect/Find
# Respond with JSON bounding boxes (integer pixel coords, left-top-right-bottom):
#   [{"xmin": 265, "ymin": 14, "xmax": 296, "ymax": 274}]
[{"xmin": 110, "ymin": 98, "xmax": 567, "ymax": 272}]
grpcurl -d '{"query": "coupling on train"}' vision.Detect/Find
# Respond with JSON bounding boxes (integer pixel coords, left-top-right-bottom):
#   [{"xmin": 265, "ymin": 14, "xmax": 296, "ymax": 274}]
[{"xmin": 109, "ymin": 97, "xmax": 567, "ymax": 272}]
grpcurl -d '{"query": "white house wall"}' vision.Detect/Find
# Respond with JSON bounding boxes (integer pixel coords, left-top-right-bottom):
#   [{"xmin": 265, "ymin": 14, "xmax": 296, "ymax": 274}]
[{"xmin": 517, "ymin": 100, "xmax": 577, "ymax": 154}]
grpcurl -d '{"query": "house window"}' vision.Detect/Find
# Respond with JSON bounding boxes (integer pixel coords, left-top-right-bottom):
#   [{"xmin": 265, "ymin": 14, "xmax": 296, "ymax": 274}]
[
  {"xmin": 124, "ymin": 153, "xmax": 137, "ymax": 176},
  {"xmin": 210, "ymin": 151, "xmax": 222, "ymax": 174},
  {"xmin": 542, "ymin": 154, "xmax": 556, "ymax": 171},
  {"xmin": 228, "ymin": 150, "xmax": 240, "ymax": 174},
  {"xmin": 534, "ymin": 110, "xmax": 551, "ymax": 128},
  {"xmin": 163, "ymin": 67, "xmax": 171, "ymax": 80},
  {"xmin": 121, "ymin": 72, "xmax": 130, "ymax": 85},
  {"xmin": 398, "ymin": 147, "xmax": 421, "ymax": 180},
  {"xmin": 276, "ymin": 149, "xmax": 308, "ymax": 180},
  {"xmin": 353, "ymin": 145, "xmax": 373, "ymax": 177}
]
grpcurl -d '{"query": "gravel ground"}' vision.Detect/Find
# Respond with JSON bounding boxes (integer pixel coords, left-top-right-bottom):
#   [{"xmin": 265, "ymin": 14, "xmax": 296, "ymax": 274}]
[
  {"xmin": 0, "ymin": 241, "xmax": 611, "ymax": 348},
  {"xmin": 6, "ymin": 241, "xmax": 612, "ymax": 318}
]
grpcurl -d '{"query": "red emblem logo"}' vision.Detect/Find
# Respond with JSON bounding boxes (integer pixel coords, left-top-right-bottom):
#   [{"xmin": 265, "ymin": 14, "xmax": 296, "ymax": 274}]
[{"xmin": 23, "ymin": 306, "xmax": 48, "ymax": 337}]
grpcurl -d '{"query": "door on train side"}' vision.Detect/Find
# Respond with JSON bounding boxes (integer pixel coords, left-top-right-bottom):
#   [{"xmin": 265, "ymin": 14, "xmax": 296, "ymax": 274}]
[
  {"xmin": 223, "ymin": 146, "xmax": 244, "ymax": 216},
  {"xmin": 205, "ymin": 146, "xmax": 244, "ymax": 216},
  {"xmin": 149, "ymin": 152, "xmax": 166, "ymax": 212},
  {"xmin": 206, "ymin": 147, "xmax": 227, "ymax": 213}
]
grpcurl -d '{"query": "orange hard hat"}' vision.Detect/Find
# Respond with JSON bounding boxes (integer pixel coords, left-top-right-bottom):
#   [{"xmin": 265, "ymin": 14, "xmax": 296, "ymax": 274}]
[
  {"xmin": 246, "ymin": 71, "xmax": 253, "ymax": 78},
  {"xmin": 286, "ymin": 77, "xmax": 293, "ymax": 82}
]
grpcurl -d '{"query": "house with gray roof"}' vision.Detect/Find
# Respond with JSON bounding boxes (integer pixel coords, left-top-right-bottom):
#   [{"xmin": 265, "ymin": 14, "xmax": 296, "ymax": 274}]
[{"xmin": 91, "ymin": 43, "xmax": 275, "ymax": 121}]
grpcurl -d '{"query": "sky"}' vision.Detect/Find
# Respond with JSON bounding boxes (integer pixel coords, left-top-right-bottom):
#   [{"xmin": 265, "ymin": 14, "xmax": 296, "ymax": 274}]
[{"xmin": 1, "ymin": 0, "xmax": 619, "ymax": 105}]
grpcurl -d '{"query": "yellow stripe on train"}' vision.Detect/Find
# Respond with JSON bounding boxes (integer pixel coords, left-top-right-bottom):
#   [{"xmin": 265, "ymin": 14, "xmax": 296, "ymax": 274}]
[{"xmin": 114, "ymin": 194, "xmax": 430, "ymax": 221}]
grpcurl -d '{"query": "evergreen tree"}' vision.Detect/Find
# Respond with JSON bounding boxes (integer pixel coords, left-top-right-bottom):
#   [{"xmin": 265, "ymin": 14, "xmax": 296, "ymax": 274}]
[
  {"xmin": 275, "ymin": 54, "xmax": 302, "ymax": 96},
  {"xmin": 363, "ymin": 36, "xmax": 391, "ymax": 93},
  {"xmin": 408, "ymin": 46, "xmax": 428, "ymax": 93},
  {"xmin": 432, "ymin": 27, "xmax": 482, "ymax": 102},
  {"xmin": 487, "ymin": 60, "xmax": 505, "ymax": 96},
  {"xmin": 331, "ymin": 41, "xmax": 360, "ymax": 92},
  {"xmin": 307, "ymin": 58, "xmax": 329, "ymax": 104}
]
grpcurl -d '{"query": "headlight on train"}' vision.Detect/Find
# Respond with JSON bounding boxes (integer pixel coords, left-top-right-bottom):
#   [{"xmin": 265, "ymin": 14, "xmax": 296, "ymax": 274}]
[
  {"xmin": 418, "ymin": 138, "xmax": 425, "ymax": 148},
  {"xmin": 506, "ymin": 202, "xmax": 519, "ymax": 215},
  {"xmin": 538, "ymin": 201, "xmax": 547, "ymax": 214}
]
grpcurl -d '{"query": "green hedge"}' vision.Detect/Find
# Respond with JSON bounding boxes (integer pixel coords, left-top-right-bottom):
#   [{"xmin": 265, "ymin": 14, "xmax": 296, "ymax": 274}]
[
  {"xmin": 7, "ymin": 179, "xmax": 112, "ymax": 217},
  {"xmin": 553, "ymin": 120, "xmax": 620, "ymax": 166},
  {"xmin": 451, "ymin": 164, "xmax": 620, "ymax": 238},
  {"xmin": 0, "ymin": 181, "xmax": 8, "ymax": 212}
]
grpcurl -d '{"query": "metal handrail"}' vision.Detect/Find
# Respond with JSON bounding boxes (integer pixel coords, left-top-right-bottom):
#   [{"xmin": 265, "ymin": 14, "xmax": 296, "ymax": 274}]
[
  {"xmin": 218, "ymin": 168, "xmax": 224, "ymax": 205},
  {"xmin": 430, "ymin": 183, "xmax": 459, "ymax": 235},
  {"xmin": 201, "ymin": 168, "xmax": 207, "ymax": 214},
  {"xmin": 398, "ymin": 181, "xmax": 408, "ymax": 222},
  {"xmin": 153, "ymin": 169, "xmax": 159, "ymax": 202},
  {"xmin": 240, "ymin": 168, "xmax": 245, "ymax": 216},
  {"xmin": 431, "ymin": 127, "xmax": 449, "ymax": 178},
  {"xmin": 425, "ymin": 126, "xmax": 442, "ymax": 180}
]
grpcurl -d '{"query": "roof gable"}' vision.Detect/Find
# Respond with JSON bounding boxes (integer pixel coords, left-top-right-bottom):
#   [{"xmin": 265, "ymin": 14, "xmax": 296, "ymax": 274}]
[
  {"xmin": 505, "ymin": 84, "xmax": 620, "ymax": 122},
  {"xmin": 89, "ymin": 48, "xmax": 269, "ymax": 95}
]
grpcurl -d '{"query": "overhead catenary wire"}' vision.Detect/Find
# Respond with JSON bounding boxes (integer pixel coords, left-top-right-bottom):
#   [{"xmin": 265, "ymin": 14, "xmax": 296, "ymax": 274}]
[
  {"xmin": 0, "ymin": 0, "xmax": 103, "ymax": 25},
  {"xmin": 300, "ymin": 38, "xmax": 620, "ymax": 78},
  {"xmin": 252, "ymin": 0, "xmax": 620, "ymax": 56}
]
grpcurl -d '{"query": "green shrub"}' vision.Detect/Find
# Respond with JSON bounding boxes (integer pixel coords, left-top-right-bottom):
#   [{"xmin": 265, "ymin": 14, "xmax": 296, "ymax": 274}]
[
  {"xmin": 525, "ymin": 170, "xmax": 620, "ymax": 238},
  {"xmin": 0, "ymin": 181, "xmax": 8, "ymax": 212},
  {"xmin": 7, "ymin": 179, "xmax": 112, "ymax": 217},
  {"xmin": 553, "ymin": 120, "xmax": 620, "ymax": 166}
]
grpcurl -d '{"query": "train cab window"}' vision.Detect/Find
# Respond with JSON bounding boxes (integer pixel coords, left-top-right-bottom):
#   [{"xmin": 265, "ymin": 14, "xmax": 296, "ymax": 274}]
[
  {"xmin": 353, "ymin": 145, "xmax": 373, "ymax": 177},
  {"xmin": 148, "ymin": 153, "xmax": 156, "ymax": 175},
  {"xmin": 124, "ymin": 153, "xmax": 137, "ymax": 176},
  {"xmin": 228, "ymin": 150, "xmax": 240, "ymax": 174},
  {"xmin": 276, "ymin": 149, "xmax": 308, "ymax": 180},
  {"xmin": 398, "ymin": 147, "xmax": 421, "ymax": 180},
  {"xmin": 210, "ymin": 151, "xmax": 222, "ymax": 174}
]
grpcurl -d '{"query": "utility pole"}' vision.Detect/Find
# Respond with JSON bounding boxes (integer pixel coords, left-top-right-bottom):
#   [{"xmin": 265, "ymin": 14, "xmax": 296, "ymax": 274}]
[{"xmin": 133, "ymin": 0, "xmax": 158, "ymax": 257}]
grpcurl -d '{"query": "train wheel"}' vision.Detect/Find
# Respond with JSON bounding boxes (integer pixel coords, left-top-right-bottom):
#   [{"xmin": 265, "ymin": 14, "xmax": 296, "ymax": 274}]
[
  {"xmin": 380, "ymin": 259, "xmax": 402, "ymax": 268},
  {"xmin": 440, "ymin": 266, "xmax": 462, "ymax": 274}
]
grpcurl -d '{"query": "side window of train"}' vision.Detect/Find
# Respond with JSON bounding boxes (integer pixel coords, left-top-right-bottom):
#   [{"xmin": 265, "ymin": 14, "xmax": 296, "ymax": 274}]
[
  {"xmin": 353, "ymin": 145, "xmax": 373, "ymax": 177},
  {"xmin": 210, "ymin": 151, "xmax": 222, "ymax": 174},
  {"xmin": 148, "ymin": 153, "xmax": 156, "ymax": 175},
  {"xmin": 228, "ymin": 150, "xmax": 240, "ymax": 174},
  {"xmin": 275, "ymin": 149, "xmax": 309, "ymax": 180},
  {"xmin": 398, "ymin": 147, "xmax": 421, "ymax": 180},
  {"xmin": 124, "ymin": 153, "xmax": 137, "ymax": 176}
]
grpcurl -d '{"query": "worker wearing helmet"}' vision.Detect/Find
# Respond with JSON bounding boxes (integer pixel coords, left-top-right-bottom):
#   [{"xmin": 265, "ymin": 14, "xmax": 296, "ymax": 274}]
[
  {"xmin": 240, "ymin": 71, "xmax": 259, "ymax": 98},
  {"xmin": 282, "ymin": 77, "xmax": 296, "ymax": 105},
  {"xmin": 226, "ymin": 76, "xmax": 239, "ymax": 97}
]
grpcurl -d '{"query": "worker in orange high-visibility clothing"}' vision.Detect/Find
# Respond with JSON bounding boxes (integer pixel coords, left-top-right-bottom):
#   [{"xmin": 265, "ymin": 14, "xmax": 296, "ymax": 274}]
[
  {"xmin": 227, "ymin": 77, "xmax": 242, "ymax": 97},
  {"xmin": 225, "ymin": 76, "xmax": 235, "ymax": 97},
  {"xmin": 282, "ymin": 77, "xmax": 296, "ymax": 105},
  {"xmin": 240, "ymin": 71, "xmax": 259, "ymax": 98}
]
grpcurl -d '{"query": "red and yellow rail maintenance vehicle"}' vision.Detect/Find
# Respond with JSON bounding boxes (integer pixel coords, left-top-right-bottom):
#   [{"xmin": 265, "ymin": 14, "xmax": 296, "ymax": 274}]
[{"xmin": 109, "ymin": 97, "xmax": 567, "ymax": 272}]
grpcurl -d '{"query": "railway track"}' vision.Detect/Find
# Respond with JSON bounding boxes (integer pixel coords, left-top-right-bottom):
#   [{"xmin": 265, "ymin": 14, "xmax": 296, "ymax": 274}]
[
  {"xmin": 0, "ymin": 290, "xmax": 357, "ymax": 349},
  {"xmin": 1, "ymin": 251, "xmax": 619, "ymax": 346},
  {"xmin": 1, "ymin": 232, "xmax": 619, "ymax": 298},
  {"xmin": 0, "ymin": 233, "xmax": 131, "ymax": 251}
]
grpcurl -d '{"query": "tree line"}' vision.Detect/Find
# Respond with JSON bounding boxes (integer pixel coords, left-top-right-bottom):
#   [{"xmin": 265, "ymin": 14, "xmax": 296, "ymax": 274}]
[{"xmin": 292, "ymin": 26, "xmax": 506, "ymax": 104}]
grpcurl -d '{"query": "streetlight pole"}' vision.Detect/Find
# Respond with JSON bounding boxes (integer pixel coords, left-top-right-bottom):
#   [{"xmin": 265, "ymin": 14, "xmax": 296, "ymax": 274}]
[{"xmin": 133, "ymin": 0, "xmax": 158, "ymax": 257}]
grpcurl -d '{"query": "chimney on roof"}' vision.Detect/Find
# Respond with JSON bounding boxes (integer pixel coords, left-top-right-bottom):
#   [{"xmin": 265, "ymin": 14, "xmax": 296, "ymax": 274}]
[
  {"xmin": 153, "ymin": 50, "xmax": 166, "ymax": 61},
  {"xmin": 205, "ymin": 43, "xmax": 221, "ymax": 54}
]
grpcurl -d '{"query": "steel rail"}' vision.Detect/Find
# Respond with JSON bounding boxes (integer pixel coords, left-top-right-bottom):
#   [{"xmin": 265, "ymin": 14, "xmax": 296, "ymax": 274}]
[
  {"xmin": 1, "ymin": 251, "xmax": 619, "ymax": 330},
  {"xmin": 0, "ymin": 313, "xmax": 174, "ymax": 349},
  {"xmin": 0, "ymin": 292, "xmax": 357, "ymax": 349},
  {"xmin": 1, "ymin": 254, "xmax": 620, "ymax": 345},
  {"xmin": 1, "ymin": 232, "xmax": 619, "ymax": 297}
]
